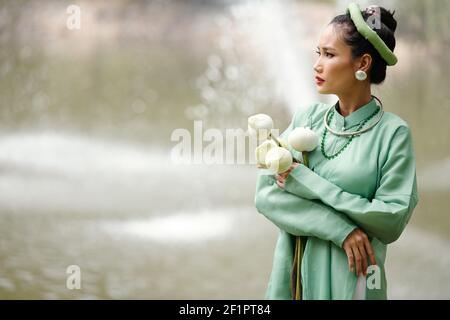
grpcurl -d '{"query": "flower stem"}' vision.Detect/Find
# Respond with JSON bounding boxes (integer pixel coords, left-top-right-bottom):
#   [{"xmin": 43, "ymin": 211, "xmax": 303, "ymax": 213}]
[
  {"xmin": 292, "ymin": 152, "xmax": 309, "ymax": 300},
  {"xmin": 295, "ymin": 237, "xmax": 301, "ymax": 300},
  {"xmin": 269, "ymin": 132, "xmax": 282, "ymax": 147},
  {"xmin": 269, "ymin": 132, "xmax": 301, "ymax": 163},
  {"xmin": 302, "ymin": 152, "xmax": 309, "ymax": 167}
]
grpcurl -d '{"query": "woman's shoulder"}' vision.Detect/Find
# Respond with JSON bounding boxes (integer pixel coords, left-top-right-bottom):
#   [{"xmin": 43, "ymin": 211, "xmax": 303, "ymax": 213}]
[
  {"xmin": 292, "ymin": 101, "xmax": 414, "ymax": 136},
  {"xmin": 294, "ymin": 101, "xmax": 329, "ymax": 116},
  {"xmin": 292, "ymin": 101, "xmax": 329, "ymax": 126},
  {"xmin": 378, "ymin": 111, "xmax": 412, "ymax": 136},
  {"xmin": 380, "ymin": 110, "xmax": 409, "ymax": 127}
]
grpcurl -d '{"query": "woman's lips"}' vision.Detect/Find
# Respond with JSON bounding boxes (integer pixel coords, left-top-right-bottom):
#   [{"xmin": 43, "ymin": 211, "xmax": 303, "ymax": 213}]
[{"xmin": 315, "ymin": 76, "xmax": 325, "ymax": 85}]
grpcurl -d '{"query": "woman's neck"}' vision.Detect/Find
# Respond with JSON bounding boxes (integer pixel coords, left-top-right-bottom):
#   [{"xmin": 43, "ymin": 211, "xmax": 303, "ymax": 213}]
[{"xmin": 337, "ymin": 89, "xmax": 372, "ymax": 117}]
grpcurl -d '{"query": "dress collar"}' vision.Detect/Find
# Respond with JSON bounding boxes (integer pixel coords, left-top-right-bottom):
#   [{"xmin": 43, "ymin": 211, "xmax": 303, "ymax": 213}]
[{"xmin": 330, "ymin": 97, "xmax": 379, "ymax": 131}]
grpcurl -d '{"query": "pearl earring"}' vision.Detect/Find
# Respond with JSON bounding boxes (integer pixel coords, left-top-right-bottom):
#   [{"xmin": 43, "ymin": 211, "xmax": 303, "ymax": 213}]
[{"xmin": 355, "ymin": 70, "xmax": 367, "ymax": 81}]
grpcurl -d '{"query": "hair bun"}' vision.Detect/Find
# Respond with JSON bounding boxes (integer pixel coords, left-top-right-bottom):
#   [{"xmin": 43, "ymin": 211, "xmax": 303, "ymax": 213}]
[{"xmin": 379, "ymin": 7, "xmax": 397, "ymax": 33}]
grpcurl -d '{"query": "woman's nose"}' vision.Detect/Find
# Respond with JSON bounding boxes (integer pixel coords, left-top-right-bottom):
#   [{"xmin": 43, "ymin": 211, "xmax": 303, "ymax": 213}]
[{"xmin": 313, "ymin": 58, "xmax": 322, "ymax": 73}]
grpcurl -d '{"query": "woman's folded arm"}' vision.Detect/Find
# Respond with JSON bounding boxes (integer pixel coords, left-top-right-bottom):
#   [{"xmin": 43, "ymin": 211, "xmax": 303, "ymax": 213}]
[
  {"xmin": 283, "ymin": 126, "xmax": 419, "ymax": 245},
  {"xmin": 255, "ymin": 171, "xmax": 357, "ymax": 248}
]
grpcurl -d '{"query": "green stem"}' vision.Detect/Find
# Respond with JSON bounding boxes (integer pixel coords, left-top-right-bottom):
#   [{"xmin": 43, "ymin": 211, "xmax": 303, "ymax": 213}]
[
  {"xmin": 293, "ymin": 152, "xmax": 309, "ymax": 300},
  {"xmin": 295, "ymin": 237, "xmax": 301, "ymax": 300},
  {"xmin": 269, "ymin": 132, "xmax": 301, "ymax": 163},
  {"xmin": 269, "ymin": 132, "xmax": 282, "ymax": 147},
  {"xmin": 302, "ymin": 152, "xmax": 309, "ymax": 168}
]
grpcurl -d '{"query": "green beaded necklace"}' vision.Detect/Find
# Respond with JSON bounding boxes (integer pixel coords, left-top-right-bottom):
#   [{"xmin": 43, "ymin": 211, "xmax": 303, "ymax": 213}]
[{"xmin": 320, "ymin": 106, "xmax": 380, "ymax": 160}]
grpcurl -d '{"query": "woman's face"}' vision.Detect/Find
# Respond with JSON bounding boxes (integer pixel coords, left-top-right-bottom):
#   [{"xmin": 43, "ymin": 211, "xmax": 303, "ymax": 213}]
[{"xmin": 313, "ymin": 24, "xmax": 361, "ymax": 95}]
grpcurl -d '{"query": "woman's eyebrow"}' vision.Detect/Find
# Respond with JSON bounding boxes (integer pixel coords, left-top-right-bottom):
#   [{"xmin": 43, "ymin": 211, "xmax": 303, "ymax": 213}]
[{"xmin": 317, "ymin": 46, "xmax": 336, "ymax": 52}]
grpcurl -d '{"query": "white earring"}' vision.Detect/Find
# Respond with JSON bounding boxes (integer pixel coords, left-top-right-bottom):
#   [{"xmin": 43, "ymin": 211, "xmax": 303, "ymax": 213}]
[{"xmin": 355, "ymin": 70, "xmax": 367, "ymax": 81}]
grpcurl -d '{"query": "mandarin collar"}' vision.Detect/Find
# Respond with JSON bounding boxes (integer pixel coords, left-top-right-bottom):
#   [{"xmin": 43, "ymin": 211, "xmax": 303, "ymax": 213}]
[{"xmin": 330, "ymin": 97, "xmax": 379, "ymax": 131}]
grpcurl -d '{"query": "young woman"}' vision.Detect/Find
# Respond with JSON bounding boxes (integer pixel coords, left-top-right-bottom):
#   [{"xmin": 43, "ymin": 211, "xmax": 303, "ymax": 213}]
[{"xmin": 254, "ymin": 3, "xmax": 418, "ymax": 300}]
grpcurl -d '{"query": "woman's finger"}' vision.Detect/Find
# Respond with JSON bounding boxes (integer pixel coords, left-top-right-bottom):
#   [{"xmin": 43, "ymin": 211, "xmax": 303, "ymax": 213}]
[
  {"xmin": 278, "ymin": 172, "xmax": 287, "ymax": 179},
  {"xmin": 344, "ymin": 246, "xmax": 354, "ymax": 273},
  {"xmin": 356, "ymin": 240, "xmax": 368, "ymax": 276},
  {"xmin": 351, "ymin": 244, "xmax": 362, "ymax": 276},
  {"xmin": 363, "ymin": 236, "xmax": 377, "ymax": 266}
]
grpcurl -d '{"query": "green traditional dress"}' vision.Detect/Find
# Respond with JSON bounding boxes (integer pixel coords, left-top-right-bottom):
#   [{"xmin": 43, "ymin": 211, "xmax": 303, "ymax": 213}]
[{"xmin": 254, "ymin": 97, "xmax": 419, "ymax": 300}]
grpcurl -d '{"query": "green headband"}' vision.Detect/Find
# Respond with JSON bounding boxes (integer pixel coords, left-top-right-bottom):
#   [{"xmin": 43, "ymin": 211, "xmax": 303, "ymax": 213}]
[{"xmin": 347, "ymin": 2, "xmax": 397, "ymax": 66}]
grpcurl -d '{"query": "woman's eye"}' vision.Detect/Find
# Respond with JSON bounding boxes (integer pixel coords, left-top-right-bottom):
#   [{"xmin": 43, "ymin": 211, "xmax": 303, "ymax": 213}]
[{"xmin": 315, "ymin": 50, "xmax": 334, "ymax": 58}]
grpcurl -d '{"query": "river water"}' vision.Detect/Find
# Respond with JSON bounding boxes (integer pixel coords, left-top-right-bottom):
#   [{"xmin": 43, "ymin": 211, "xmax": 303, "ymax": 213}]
[{"xmin": 0, "ymin": 0, "xmax": 449, "ymax": 299}]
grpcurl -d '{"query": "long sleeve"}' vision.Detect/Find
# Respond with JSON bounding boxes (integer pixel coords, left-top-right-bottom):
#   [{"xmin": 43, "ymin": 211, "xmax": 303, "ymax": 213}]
[
  {"xmin": 283, "ymin": 125, "xmax": 419, "ymax": 245},
  {"xmin": 254, "ymin": 106, "xmax": 358, "ymax": 248},
  {"xmin": 255, "ymin": 172, "xmax": 357, "ymax": 248}
]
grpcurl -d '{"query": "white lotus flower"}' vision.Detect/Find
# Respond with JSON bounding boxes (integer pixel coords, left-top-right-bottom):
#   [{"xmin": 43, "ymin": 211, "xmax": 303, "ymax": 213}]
[
  {"xmin": 288, "ymin": 127, "xmax": 319, "ymax": 152},
  {"xmin": 265, "ymin": 147, "xmax": 293, "ymax": 174},
  {"xmin": 248, "ymin": 113, "xmax": 274, "ymax": 142},
  {"xmin": 255, "ymin": 139, "xmax": 278, "ymax": 168}
]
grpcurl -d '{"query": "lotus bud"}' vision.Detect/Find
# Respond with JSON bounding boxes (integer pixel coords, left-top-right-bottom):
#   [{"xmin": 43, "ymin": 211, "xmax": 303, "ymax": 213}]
[
  {"xmin": 255, "ymin": 139, "xmax": 278, "ymax": 169},
  {"xmin": 288, "ymin": 127, "xmax": 319, "ymax": 152},
  {"xmin": 248, "ymin": 113, "xmax": 274, "ymax": 142},
  {"xmin": 265, "ymin": 147, "xmax": 293, "ymax": 174}
]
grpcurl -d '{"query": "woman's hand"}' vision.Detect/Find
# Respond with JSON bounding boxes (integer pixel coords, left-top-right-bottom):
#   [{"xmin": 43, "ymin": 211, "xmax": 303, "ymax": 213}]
[
  {"xmin": 342, "ymin": 228, "xmax": 377, "ymax": 276},
  {"xmin": 275, "ymin": 162, "xmax": 300, "ymax": 189}
]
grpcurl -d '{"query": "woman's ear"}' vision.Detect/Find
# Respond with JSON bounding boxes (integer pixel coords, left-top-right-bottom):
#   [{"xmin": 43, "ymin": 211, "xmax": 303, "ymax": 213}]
[{"xmin": 358, "ymin": 53, "xmax": 372, "ymax": 73}]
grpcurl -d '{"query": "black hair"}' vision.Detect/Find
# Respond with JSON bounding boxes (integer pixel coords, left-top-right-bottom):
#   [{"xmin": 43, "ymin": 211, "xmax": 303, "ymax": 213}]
[{"xmin": 329, "ymin": 6, "xmax": 397, "ymax": 84}]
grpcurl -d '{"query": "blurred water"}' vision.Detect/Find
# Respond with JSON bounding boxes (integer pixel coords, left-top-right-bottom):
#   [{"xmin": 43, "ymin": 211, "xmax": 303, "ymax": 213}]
[{"xmin": 0, "ymin": 0, "xmax": 449, "ymax": 299}]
